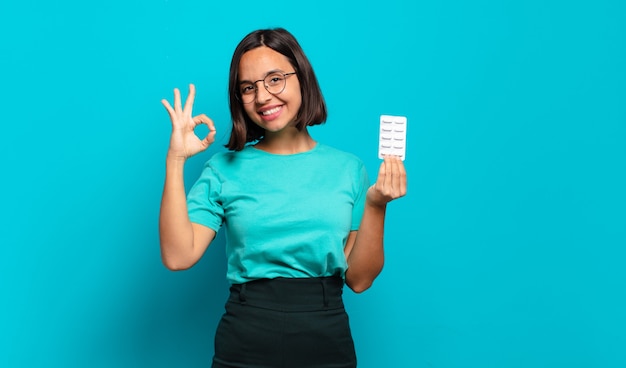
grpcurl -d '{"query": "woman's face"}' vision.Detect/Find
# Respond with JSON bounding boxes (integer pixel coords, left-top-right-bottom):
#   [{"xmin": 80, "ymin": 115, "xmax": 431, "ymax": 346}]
[{"xmin": 238, "ymin": 46, "xmax": 302, "ymax": 135}]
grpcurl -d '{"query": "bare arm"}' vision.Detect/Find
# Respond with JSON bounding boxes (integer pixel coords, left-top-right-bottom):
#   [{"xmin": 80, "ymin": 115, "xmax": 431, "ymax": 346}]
[
  {"xmin": 344, "ymin": 156, "xmax": 407, "ymax": 293},
  {"xmin": 159, "ymin": 157, "xmax": 216, "ymax": 270},
  {"xmin": 159, "ymin": 84, "xmax": 217, "ymax": 270}
]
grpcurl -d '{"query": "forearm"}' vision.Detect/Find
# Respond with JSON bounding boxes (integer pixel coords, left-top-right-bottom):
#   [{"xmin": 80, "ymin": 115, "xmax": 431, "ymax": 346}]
[
  {"xmin": 159, "ymin": 157, "xmax": 196, "ymax": 270},
  {"xmin": 345, "ymin": 201, "xmax": 387, "ymax": 293}
]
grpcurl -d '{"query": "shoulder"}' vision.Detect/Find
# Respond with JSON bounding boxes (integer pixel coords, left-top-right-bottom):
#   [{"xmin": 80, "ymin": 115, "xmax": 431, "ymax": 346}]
[
  {"xmin": 315, "ymin": 143, "xmax": 366, "ymax": 169},
  {"xmin": 315, "ymin": 143, "xmax": 362, "ymax": 162}
]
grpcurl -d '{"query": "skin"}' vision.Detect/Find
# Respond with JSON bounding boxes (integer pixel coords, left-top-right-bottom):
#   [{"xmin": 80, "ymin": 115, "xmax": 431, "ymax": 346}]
[
  {"xmin": 159, "ymin": 46, "xmax": 407, "ymax": 293},
  {"xmin": 238, "ymin": 47, "xmax": 305, "ymax": 151}
]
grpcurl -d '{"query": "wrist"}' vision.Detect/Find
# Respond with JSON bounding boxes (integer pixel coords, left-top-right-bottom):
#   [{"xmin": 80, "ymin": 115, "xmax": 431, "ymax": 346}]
[
  {"xmin": 365, "ymin": 187, "xmax": 389, "ymax": 210},
  {"xmin": 365, "ymin": 198, "xmax": 387, "ymax": 212},
  {"xmin": 165, "ymin": 153, "xmax": 187, "ymax": 167}
]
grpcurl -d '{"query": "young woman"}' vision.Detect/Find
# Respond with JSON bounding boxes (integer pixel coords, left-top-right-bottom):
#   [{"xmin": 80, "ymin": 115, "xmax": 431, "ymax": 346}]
[{"xmin": 160, "ymin": 28, "xmax": 406, "ymax": 368}]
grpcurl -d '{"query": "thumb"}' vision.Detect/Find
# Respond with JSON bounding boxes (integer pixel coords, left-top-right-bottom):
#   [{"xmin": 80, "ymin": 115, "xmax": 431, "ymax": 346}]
[{"xmin": 202, "ymin": 127, "xmax": 217, "ymax": 147}]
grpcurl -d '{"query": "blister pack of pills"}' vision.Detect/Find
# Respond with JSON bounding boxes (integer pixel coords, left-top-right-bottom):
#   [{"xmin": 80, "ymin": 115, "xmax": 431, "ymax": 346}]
[{"xmin": 378, "ymin": 115, "xmax": 407, "ymax": 161}]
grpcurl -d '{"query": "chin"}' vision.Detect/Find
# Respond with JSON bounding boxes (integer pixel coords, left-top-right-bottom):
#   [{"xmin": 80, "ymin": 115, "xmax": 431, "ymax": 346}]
[{"xmin": 259, "ymin": 119, "xmax": 297, "ymax": 133}]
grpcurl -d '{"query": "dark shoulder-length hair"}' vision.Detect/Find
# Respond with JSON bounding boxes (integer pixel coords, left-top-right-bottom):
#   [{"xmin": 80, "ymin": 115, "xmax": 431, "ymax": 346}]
[{"xmin": 226, "ymin": 28, "xmax": 327, "ymax": 151}]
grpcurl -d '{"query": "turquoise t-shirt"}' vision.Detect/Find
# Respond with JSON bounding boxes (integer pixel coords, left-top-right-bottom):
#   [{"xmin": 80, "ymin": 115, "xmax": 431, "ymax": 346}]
[{"xmin": 187, "ymin": 143, "xmax": 370, "ymax": 284}]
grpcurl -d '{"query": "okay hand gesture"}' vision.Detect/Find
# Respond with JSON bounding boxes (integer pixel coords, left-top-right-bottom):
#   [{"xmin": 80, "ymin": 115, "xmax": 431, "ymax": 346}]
[{"xmin": 161, "ymin": 84, "xmax": 217, "ymax": 160}]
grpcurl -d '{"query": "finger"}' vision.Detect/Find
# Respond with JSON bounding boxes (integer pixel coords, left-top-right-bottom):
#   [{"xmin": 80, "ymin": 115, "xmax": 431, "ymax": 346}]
[
  {"xmin": 161, "ymin": 99, "xmax": 175, "ymax": 119},
  {"xmin": 376, "ymin": 158, "xmax": 387, "ymax": 190},
  {"xmin": 194, "ymin": 114, "xmax": 217, "ymax": 146},
  {"xmin": 173, "ymin": 88, "xmax": 182, "ymax": 112},
  {"xmin": 387, "ymin": 156, "xmax": 407, "ymax": 198},
  {"xmin": 383, "ymin": 155, "xmax": 393, "ymax": 191},
  {"xmin": 396, "ymin": 158, "xmax": 407, "ymax": 197},
  {"xmin": 203, "ymin": 128, "xmax": 217, "ymax": 147},
  {"xmin": 373, "ymin": 157, "xmax": 388, "ymax": 200},
  {"xmin": 193, "ymin": 114, "xmax": 214, "ymax": 128},
  {"xmin": 390, "ymin": 156, "xmax": 403, "ymax": 196},
  {"xmin": 183, "ymin": 84, "xmax": 196, "ymax": 116}
]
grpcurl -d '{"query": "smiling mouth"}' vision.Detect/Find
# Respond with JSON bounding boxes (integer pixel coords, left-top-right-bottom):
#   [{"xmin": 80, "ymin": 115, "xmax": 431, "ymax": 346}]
[{"xmin": 260, "ymin": 106, "xmax": 282, "ymax": 116}]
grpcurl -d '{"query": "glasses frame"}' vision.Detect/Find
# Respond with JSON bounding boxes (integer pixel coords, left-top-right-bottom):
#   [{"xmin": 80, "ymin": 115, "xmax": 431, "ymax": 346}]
[{"xmin": 238, "ymin": 72, "xmax": 297, "ymax": 104}]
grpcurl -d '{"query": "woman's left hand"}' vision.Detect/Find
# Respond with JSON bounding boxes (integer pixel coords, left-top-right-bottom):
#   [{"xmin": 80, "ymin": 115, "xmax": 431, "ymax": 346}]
[{"xmin": 367, "ymin": 155, "xmax": 407, "ymax": 207}]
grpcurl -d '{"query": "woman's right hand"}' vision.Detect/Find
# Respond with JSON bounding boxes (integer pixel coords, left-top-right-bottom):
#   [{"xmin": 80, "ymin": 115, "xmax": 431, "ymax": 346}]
[{"xmin": 161, "ymin": 84, "xmax": 217, "ymax": 160}]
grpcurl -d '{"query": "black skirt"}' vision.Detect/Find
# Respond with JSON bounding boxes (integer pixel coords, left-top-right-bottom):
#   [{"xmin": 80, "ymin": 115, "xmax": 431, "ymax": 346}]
[{"xmin": 212, "ymin": 276, "xmax": 357, "ymax": 368}]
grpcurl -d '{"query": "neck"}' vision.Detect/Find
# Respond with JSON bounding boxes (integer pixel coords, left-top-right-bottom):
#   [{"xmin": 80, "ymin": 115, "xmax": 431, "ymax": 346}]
[{"xmin": 256, "ymin": 128, "xmax": 316, "ymax": 154}]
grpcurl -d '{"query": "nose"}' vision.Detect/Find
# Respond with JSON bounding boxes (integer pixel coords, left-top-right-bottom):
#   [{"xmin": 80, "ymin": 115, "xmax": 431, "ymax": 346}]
[{"xmin": 255, "ymin": 82, "xmax": 272, "ymax": 103}]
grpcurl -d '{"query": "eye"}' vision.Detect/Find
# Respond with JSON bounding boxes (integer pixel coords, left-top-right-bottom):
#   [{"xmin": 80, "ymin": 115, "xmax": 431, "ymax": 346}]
[
  {"xmin": 266, "ymin": 74, "xmax": 285, "ymax": 86},
  {"xmin": 240, "ymin": 84, "xmax": 255, "ymax": 94}
]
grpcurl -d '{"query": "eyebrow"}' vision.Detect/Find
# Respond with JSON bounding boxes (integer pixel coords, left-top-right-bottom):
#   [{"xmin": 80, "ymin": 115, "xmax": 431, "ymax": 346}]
[{"xmin": 239, "ymin": 69, "xmax": 286, "ymax": 84}]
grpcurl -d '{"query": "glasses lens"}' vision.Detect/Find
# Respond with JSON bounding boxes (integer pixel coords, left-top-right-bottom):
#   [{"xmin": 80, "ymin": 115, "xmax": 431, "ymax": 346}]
[
  {"xmin": 264, "ymin": 73, "xmax": 287, "ymax": 95},
  {"xmin": 239, "ymin": 73, "xmax": 289, "ymax": 104},
  {"xmin": 239, "ymin": 83, "xmax": 255, "ymax": 104}
]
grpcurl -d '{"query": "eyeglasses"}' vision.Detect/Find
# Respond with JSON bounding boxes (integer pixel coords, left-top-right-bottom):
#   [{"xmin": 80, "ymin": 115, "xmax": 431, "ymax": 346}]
[{"xmin": 238, "ymin": 72, "xmax": 297, "ymax": 104}]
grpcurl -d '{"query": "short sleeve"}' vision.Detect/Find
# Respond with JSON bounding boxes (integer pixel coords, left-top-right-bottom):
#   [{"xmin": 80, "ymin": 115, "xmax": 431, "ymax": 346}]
[
  {"xmin": 187, "ymin": 162, "xmax": 224, "ymax": 232},
  {"xmin": 351, "ymin": 161, "xmax": 370, "ymax": 230}
]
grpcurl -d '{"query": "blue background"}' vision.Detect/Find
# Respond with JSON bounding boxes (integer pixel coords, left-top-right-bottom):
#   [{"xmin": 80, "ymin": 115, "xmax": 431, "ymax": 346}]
[{"xmin": 1, "ymin": 0, "xmax": 625, "ymax": 367}]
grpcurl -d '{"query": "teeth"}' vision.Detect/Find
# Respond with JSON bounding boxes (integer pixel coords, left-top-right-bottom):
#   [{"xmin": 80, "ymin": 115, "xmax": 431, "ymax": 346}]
[{"xmin": 261, "ymin": 106, "xmax": 281, "ymax": 116}]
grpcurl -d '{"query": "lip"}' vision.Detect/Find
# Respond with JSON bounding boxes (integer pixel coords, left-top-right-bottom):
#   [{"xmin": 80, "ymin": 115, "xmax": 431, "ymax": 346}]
[{"xmin": 257, "ymin": 104, "xmax": 284, "ymax": 121}]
